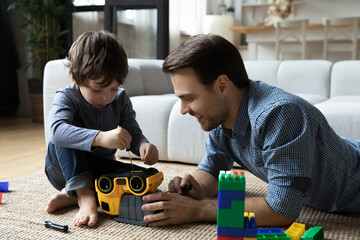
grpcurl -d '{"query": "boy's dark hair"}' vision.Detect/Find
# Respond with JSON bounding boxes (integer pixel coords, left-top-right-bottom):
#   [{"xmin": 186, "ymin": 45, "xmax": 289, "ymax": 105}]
[
  {"xmin": 162, "ymin": 34, "xmax": 249, "ymax": 89},
  {"xmin": 66, "ymin": 30, "xmax": 128, "ymax": 87}
]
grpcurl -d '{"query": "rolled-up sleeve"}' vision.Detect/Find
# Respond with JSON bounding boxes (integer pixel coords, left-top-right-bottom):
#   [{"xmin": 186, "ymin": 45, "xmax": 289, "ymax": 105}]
[
  {"xmin": 256, "ymin": 103, "xmax": 314, "ymax": 219},
  {"xmin": 198, "ymin": 129, "xmax": 234, "ymax": 179}
]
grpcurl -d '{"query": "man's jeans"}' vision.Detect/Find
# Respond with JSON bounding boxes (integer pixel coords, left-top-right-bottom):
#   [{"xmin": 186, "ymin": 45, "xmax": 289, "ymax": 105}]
[{"xmin": 45, "ymin": 142, "xmax": 145, "ymax": 197}]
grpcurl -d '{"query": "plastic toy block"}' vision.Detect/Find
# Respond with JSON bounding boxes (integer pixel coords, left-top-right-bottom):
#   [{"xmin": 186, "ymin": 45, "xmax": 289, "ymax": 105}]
[
  {"xmin": 218, "ymin": 198, "xmax": 232, "ymax": 209},
  {"xmin": 0, "ymin": 182, "xmax": 9, "ymax": 192},
  {"xmin": 258, "ymin": 229, "xmax": 285, "ymax": 234},
  {"xmin": 219, "ymin": 190, "xmax": 246, "ymax": 201},
  {"xmin": 244, "ymin": 238, "xmax": 256, "ymax": 240},
  {"xmin": 257, "ymin": 233, "xmax": 291, "ymax": 239},
  {"xmin": 217, "ymin": 236, "xmax": 244, "ymax": 240},
  {"xmin": 217, "ymin": 226, "xmax": 244, "ymax": 237},
  {"xmin": 218, "ymin": 171, "xmax": 245, "ymax": 191},
  {"xmin": 218, "ymin": 194, "xmax": 245, "ymax": 209},
  {"xmin": 0, "ymin": 192, "xmax": 2, "ymax": 203},
  {"xmin": 243, "ymin": 212, "xmax": 257, "ymax": 238},
  {"xmin": 300, "ymin": 226, "xmax": 324, "ymax": 240},
  {"xmin": 285, "ymin": 222, "xmax": 305, "ymax": 240},
  {"xmin": 217, "ymin": 207, "xmax": 245, "ymax": 228}
]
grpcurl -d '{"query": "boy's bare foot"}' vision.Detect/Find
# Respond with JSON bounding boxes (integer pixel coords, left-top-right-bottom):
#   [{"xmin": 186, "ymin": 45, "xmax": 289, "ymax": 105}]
[
  {"xmin": 46, "ymin": 188, "xmax": 77, "ymax": 213},
  {"xmin": 73, "ymin": 187, "xmax": 98, "ymax": 227}
]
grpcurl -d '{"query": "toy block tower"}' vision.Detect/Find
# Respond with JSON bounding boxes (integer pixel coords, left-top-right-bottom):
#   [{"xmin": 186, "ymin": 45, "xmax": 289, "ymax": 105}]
[{"xmin": 217, "ymin": 170, "xmax": 248, "ymax": 240}]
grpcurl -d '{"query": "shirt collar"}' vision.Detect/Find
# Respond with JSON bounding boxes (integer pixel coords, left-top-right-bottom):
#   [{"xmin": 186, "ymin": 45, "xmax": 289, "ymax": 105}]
[{"xmin": 221, "ymin": 86, "xmax": 249, "ymax": 138}]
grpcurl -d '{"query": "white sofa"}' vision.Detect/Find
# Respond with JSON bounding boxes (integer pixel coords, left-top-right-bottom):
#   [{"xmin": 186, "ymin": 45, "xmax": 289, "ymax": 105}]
[{"xmin": 43, "ymin": 59, "xmax": 360, "ymax": 165}]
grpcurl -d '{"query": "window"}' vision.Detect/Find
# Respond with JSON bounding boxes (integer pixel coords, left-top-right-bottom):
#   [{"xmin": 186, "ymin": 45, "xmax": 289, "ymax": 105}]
[{"xmin": 179, "ymin": 0, "xmax": 206, "ymax": 36}]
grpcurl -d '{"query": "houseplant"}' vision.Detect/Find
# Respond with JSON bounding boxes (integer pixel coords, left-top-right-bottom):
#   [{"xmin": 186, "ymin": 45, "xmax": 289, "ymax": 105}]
[{"xmin": 8, "ymin": 0, "xmax": 73, "ymax": 122}]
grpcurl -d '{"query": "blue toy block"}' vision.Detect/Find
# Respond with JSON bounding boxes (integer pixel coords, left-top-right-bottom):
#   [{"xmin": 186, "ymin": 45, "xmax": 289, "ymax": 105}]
[
  {"xmin": 258, "ymin": 229, "xmax": 285, "ymax": 234},
  {"xmin": 219, "ymin": 189, "xmax": 245, "ymax": 201},
  {"xmin": 218, "ymin": 198, "xmax": 232, "ymax": 209},
  {"xmin": 243, "ymin": 212, "xmax": 257, "ymax": 238},
  {"xmin": 217, "ymin": 226, "xmax": 244, "ymax": 237},
  {"xmin": 0, "ymin": 182, "xmax": 9, "ymax": 192}
]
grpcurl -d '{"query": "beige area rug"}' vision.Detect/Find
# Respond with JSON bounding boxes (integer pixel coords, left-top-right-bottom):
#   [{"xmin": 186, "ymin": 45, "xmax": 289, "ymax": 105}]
[{"xmin": 0, "ymin": 161, "xmax": 359, "ymax": 240}]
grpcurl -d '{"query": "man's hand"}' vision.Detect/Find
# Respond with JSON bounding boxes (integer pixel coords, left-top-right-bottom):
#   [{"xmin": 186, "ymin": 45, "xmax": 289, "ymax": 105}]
[
  {"xmin": 139, "ymin": 142, "xmax": 159, "ymax": 165},
  {"xmin": 168, "ymin": 174, "xmax": 206, "ymax": 200},
  {"xmin": 142, "ymin": 191, "xmax": 217, "ymax": 227},
  {"xmin": 92, "ymin": 128, "xmax": 132, "ymax": 150}
]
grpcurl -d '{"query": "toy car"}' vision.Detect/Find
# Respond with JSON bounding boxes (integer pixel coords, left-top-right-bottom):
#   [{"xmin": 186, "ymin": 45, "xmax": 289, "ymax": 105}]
[{"xmin": 95, "ymin": 167, "xmax": 163, "ymax": 216}]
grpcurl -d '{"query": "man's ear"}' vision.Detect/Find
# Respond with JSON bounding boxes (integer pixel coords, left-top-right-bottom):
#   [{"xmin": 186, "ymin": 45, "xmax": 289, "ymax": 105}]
[{"xmin": 217, "ymin": 74, "xmax": 230, "ymax": 95}]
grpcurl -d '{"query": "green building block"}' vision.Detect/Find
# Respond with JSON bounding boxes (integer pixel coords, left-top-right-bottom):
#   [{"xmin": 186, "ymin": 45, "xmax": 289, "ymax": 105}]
[
  {"xmin": 218, "ymin": 171, "xmax": 246, "ymax": 191},
  {"xmin": 217, "ymin": 201, "xmax": 245, "ymax": 228},
  {"xmin": 301, "ymin": 226, "xmax": 324, "ymax": 240},
  {"xmin": 257, "ymin": 233, "xmax": 291, "ymax": 239}
]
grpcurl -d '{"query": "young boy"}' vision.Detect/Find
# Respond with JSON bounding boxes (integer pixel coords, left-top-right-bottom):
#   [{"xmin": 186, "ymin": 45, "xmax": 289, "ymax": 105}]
[{"xmin": 45, "ymin": 31, "xmax": 159, "ymax": 227}]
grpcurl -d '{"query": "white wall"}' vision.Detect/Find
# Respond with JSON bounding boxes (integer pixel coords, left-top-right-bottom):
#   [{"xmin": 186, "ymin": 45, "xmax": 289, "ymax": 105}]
[{"xmin": 296, "ymin": 0, "xmax": 360, "ymax": 24}]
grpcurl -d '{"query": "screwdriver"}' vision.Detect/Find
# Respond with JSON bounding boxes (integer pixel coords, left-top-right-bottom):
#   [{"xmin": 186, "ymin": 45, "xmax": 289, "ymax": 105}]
[
  {"xmin": 44, "ymin": 220, "xmax": 68, "ymax": 232},
  {"xmin": 181, "ymin": 183, "xmax": 192, "ymax": 194},
  {"xmin": 127, "ymin": 149, "xmax": 135, "ymax": 172}
]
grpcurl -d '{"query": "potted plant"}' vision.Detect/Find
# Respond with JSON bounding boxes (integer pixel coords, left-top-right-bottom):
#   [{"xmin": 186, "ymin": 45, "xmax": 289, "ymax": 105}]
[{"xmin": 7, "ymin": 0, "xmax": 73, "ymax": 122}]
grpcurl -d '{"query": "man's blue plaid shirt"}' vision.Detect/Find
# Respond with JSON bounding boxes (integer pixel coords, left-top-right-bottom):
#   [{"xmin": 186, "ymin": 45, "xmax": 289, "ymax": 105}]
[{"xmin": 198, "ymin": 80, "xmax": 360, "ymax": 219}]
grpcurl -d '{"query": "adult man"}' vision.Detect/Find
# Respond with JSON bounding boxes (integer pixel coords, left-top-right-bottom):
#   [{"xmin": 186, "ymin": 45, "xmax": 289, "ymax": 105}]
[{"xmin": 141, "ymin": 34, "xmax": 360, "ymax": 227}]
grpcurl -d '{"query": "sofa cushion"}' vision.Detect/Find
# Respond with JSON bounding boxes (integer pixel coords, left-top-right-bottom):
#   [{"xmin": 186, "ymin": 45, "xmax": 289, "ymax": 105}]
[
  {"xmin": 244, "ymin": 61, "xmax": 281, "ymax": 86},
  {"xmin": 126, "ymin": 58, "xmax": 173, "ymax": 96},
  {"xmin": 315, "ymin": 96, "xmax": 360, "ymax": 140},
  {"xmin": 277, "ymin": 60, "xmax": 332, "ymax": 99},
  {"xmin": 167, "ymin": 100, "xmax": 209, "ymax": 164},
  {"xmin": 293, "ymin": 93, "xmax": 328, "ymax": 105},
  {"xmin": 43, "ymin": 59, "xmax": 73, "ymax": 144},
  {"xmin": 330, "ymin": 61, "xmax": 360, "ymax": 97},
  {"xmin": 116, "ymin": 94, "xmax": 178, "ymax": 161}
]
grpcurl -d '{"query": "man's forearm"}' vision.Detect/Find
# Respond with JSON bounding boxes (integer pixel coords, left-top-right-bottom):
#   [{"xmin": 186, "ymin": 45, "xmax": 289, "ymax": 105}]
[
  {"xmin": 193, "ymin": 170, "xmax": 218, "ymax": 198},
  {"xmin": 245, "ymin": 197, "xmax": 294, "ymax": 226},
  {"xmin": 195, "ymin": 198, "xmax": 218, "ymax": 222}
]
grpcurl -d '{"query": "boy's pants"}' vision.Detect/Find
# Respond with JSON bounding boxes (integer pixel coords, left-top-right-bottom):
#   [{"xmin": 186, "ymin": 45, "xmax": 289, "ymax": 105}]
[{"xmin": 45, "ymin": 142, "xmax": 145, "ymax": 197}]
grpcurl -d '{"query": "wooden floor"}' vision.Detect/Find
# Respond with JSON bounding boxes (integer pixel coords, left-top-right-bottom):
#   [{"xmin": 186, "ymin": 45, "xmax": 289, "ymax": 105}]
[{"xmin": 0, "ymin": 117, "xmax": 46, "ymax": 181}]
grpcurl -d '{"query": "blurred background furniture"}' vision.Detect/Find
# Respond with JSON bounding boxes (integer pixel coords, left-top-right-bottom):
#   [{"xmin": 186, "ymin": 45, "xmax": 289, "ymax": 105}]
[
  {"xmin": 44, "ymin": 58, "xmax": 360, "ymax": 165},
  {"xmin": 322, "ymin": 16, "xmax": 359, "ymax": 60},
  {"xmin": 274, "ymin": 18, "xmax": 309, "ymax": 60},
  {"xmin": 203, "ymin": 15, "xmax": 235, "ymax": 44}
]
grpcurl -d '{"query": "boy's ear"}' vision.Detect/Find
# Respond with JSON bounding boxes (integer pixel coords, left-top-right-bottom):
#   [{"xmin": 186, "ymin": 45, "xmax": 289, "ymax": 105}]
[{"xmin": 70, "ymin": 73, "xmax": 78, "ymax": 86}]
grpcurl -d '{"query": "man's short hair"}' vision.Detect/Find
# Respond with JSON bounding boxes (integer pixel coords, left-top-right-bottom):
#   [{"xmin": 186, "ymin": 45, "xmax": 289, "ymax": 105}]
[
  {"xmin": 162, "ymin": 33, "xmax": 249, "ymax": 89},
  {"xmin": 66, "ymin": 30, "xmax": 128, "ymax": 87}
]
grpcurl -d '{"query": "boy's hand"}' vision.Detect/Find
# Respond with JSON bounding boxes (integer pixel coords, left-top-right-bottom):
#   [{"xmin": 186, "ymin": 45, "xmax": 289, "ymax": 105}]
[
  {"xmin": 139, "ymin": 142, "xmax": 159, "ymax": 165},
  {"xmin": 93, "ymin": 128, "xmax": 132, "ymax": 150}
]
